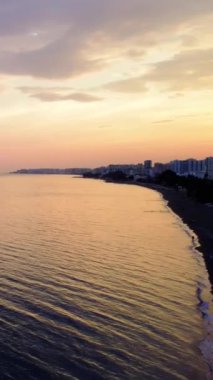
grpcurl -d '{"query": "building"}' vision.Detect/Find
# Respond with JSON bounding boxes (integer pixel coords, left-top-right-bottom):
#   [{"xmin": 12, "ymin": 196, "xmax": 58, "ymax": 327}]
[
  {"xmin": 143, "ymin": 160, "xmax": 152, "ymax": 177},
  {"xmin": 206, "ymin": 157, "xmax": 213, "ymax": 179},
  {"xmin": 196, "ymin": 159, "xmax": 207, "ymax": 178},
  {"xmin": 170, "ymin": 158, "xmax": 204, "ymax": 177},
  {"xmin": 181, "ymin": 159, "xmax": 197, "ymax": 176},
  {"xmin": 170, "ymin": 160, "xmax": 182, "ymax": 175}
]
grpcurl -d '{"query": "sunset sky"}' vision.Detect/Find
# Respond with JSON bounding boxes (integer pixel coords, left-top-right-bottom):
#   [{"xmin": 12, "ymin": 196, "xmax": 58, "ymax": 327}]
[{"xmin": 0, "ymin": 0, "xmax": 212, "ymax": 171}]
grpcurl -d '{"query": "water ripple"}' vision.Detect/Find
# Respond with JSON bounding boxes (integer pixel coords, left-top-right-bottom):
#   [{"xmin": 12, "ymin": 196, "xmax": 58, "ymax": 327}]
[{"xmin": 0, "ymin": 176, "xmax": 211, "ymax": 380}]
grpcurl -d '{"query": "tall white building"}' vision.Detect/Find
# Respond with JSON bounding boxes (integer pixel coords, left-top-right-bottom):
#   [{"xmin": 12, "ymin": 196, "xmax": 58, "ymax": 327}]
[
  {"xmin": 206, "ymin": 157, "xmax": 213, "ymax": 179},
  {"xmin": 197, "ymin": 159, "xmax": 206, "ymax": 178},
  {"xmin": 143, "ymin": 160, "xmax": 152, "ymax": 176},
  {"xmin": 170, "ymin": 160, "xmax": 182, "ymax": 175},
  {"xmin": 169, "ymin": 157, "xmax": 210, "ymax": 178}
]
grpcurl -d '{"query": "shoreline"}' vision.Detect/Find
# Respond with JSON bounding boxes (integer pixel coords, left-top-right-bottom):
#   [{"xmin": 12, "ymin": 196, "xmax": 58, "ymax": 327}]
[
  {"xmin": 134, "ymin": 182, "xmax": 213, "ymax": 289},
  {"xmin": 102, "ymin": 178, "xmax": 213, "ymax": 289},
  {"xmin": 87, "ymin": 177, "xmax": 213, "ymax": 288}
]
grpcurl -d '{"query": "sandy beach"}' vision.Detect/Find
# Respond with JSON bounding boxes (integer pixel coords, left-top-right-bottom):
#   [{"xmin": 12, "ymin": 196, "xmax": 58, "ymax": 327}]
[{"xmin": 139, "ymin": 183, "xmax": 213, "ymax": 289}]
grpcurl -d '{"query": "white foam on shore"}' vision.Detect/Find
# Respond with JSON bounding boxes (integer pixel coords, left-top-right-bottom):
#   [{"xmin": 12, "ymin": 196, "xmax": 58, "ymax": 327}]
[
  {"xmin": 182, "ymin": 228, "xmax": 213, "ymax": 379},
  {"xmin": 197, "ymin": 282, "xmax": 213, "ymax": 379},
  {"xmin": 171, "ymin": 208, "xmax": 213, "ymax": 378},
  {"xmin": 161, "ymin": 196, "xmax": 213, "ymax": 378}
]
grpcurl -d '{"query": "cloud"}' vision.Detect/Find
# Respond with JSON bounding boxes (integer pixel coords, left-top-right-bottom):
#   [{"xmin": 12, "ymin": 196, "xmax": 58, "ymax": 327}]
[
  {"xmin": 18, "ymin": 86, "xmax": 102, "ymax": 102},
  {"xmin": 152, "ymin": 119, "xmax": 173, "ymax": 124},
  {"xmin": 146, "ymin": 48, "xmax": 213, "ymax": 91},
  {"xmin": 19, "ymin": 86, "xmax": 74, "ymax": 93},
  {"xmin": 30, "ymin": 91, "xmax": 102, "ymax": 103},
  {"xmin": 104, "ymin": 47, "xmax": 213, "ymax": 93},
  {"xmin": 105, "ymin": 76, "xmax": 147, "ymax": 93},
  {"xmin": 0, "ymin": 32, "xmax": 103, "ymax": 78},
  {"xmin": 0, "ymin": 1, "xmax": 212, "ymax": 78},
  {"xmin": 98, "ymin": 125, "xmax": 112, "ymax": 129}
]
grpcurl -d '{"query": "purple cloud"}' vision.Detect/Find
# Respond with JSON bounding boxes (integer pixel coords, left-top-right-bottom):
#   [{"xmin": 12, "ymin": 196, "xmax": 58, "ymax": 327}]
[
  {"xmin": 0, "ymin": 1, "xmax": 212, "ymax": 79},
  {"xmin": 18, "ymin": 85, "xmax": 102, "ymax": 102}
]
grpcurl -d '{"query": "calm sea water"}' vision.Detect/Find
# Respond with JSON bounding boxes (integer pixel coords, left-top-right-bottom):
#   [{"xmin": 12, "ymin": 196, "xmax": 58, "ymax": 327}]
[{"xmin": 0, "ymin": 175, "xmax": 212, "ymax": 380}]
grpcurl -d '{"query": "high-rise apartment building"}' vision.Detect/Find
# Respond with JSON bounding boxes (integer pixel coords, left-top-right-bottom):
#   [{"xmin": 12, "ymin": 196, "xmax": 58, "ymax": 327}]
[{"xmin": 206, "ymin": 157, "xmax": 213, "ymax": 179}]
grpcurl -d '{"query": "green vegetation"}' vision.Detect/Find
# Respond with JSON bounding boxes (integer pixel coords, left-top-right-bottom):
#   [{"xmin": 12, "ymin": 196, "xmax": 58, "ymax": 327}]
[
  {"xmin": 156, "ymin": 170, "xmax": 213, "ymax": 204},
  {"xmin": 84, "ymin": 169, "xmax": 213, "ymax": 204}
]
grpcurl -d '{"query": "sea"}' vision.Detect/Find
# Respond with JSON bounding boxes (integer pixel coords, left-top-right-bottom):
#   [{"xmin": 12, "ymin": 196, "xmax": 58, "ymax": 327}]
[{"xmin": 0, "ymin": 175, "xmax": 213, "ymax": 380}]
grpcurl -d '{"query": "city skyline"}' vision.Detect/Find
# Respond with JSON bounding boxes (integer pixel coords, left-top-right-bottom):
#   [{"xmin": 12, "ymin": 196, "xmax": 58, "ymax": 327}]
[
  {"xmin": 0, "ymin": 1, "xmax": 213, "ymax": 172},
  {"xmin": 14, "ymin": 156, "xmax": 213, "ymax": 174}
]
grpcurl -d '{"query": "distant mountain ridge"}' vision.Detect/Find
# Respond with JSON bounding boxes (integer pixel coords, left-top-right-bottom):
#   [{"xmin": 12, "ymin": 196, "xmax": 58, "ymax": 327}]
[{"xmin": 11, "ymin": 168, "xmax": 91, "ymax": 175}]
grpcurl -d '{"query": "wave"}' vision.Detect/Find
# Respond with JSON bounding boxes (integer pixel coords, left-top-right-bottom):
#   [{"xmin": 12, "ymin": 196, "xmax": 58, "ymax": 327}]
[{"xmin": 196, "ymin": 281, "xmax": 213, "ymax": 379}]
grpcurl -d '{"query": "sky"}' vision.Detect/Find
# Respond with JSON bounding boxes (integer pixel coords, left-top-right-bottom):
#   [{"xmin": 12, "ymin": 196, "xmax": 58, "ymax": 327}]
[{"xmin": 0, "ymin": 0, "xmax": 212, "ymax": 171}]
